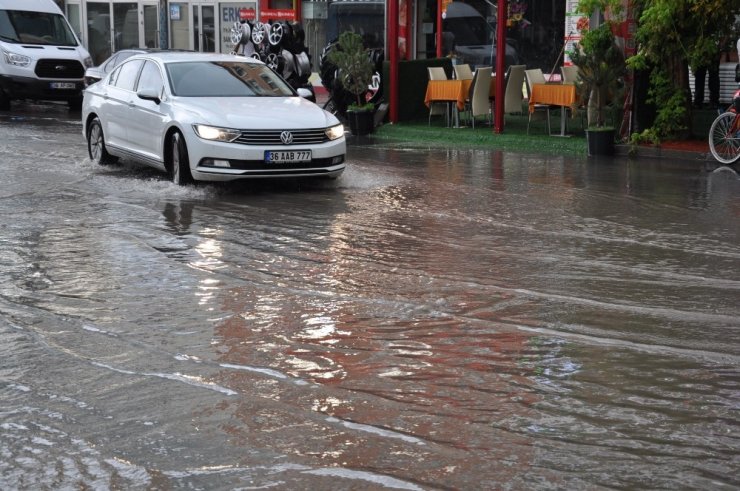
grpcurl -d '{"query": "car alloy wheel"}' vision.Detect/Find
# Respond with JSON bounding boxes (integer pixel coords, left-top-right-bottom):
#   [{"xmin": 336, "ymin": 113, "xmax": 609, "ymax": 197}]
[
  {"xmin": 170, "ymin": 131, "xmax": 193, "ymax": 185},
  {"xmin": 87, "ymin": 118, "xmax": 116, "ymax": 165}
]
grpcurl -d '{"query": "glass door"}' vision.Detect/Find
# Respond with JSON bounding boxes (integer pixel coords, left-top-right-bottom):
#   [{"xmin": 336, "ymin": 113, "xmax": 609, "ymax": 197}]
[
  {"xmin": 86, "ymin": 2, "xmax": 112, "ymax": 65},
  {"xmin": 113, "ymin": 2, "xmax": 138, "ymax": 51},
  {"xmin": 65, "ymin": 1, "xmax": 82, "ymax": 42},
  {"xmin": 142, "ymin": 3, "xmax": 159, "ymax": 48},
  {"xmin": 192, "ymin": 4, "xmax": 216, "ymax": 52}
]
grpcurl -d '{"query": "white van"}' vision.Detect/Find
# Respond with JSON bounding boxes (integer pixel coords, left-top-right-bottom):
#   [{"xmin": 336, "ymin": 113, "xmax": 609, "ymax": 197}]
[{"xmin": 0, "ymin": 0, "xmax": 93, "ymax": 110}]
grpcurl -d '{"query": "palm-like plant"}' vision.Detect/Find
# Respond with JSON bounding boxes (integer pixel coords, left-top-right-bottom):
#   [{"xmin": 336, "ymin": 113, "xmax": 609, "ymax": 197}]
[
  {"xmin": 570, "ymin": 23, "xmax": 626, "ymax": 128},
  {"xmin": 327, "ymin": 31, "xmax": 374, "ymax": 109}
]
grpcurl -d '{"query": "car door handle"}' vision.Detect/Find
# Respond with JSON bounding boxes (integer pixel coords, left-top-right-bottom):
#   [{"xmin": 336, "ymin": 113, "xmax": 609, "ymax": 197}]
[{"xmin": 127, "ymin": 100, "xmax": 135, "ymax": 107}]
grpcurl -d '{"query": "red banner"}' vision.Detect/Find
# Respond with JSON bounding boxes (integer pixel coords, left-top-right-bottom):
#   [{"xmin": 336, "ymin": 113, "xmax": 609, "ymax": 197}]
[
  {"xmin": 259, "ymin": 9, "xmax": 295, "ymax": 21},
  {"xmin": 240, "ymin": 8, "xmax": 256, "ymax": 20}
]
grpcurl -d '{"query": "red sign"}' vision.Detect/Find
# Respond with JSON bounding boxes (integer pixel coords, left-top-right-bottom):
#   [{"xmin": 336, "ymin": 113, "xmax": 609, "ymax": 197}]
[
  {"xmin": 239, "ymin": 8, "xmax": 256, "ymax": 20},
  {"xmin": 259, "ymin": 9, "xmax": 295, "ymax": 21}
]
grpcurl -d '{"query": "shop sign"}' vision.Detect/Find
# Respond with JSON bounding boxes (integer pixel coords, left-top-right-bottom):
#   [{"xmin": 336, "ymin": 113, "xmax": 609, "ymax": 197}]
[{"xmin": 259, "ymin": 9, "xmax": 295, "ymax": 21}]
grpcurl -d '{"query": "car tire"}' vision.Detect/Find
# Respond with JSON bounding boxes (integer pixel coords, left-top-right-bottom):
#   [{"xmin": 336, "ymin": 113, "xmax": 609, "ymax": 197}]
[
  {"xmin": 170, "ymin": 131, "xmax": 194, "ymax": 185},
  {"xmin": 87, "ymin": 118, "xmax": 117, "ymax": 165}
]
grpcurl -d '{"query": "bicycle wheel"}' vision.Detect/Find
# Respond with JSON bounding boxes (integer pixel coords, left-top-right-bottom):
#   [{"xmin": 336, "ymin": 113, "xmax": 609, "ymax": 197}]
[{"xmin": 709, "ymin": 112, "xmax": 740, "ymax": 164}]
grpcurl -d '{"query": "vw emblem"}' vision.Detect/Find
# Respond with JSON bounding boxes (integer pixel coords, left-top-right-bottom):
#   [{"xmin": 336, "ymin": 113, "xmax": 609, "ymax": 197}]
[
  {"xmin": 280, "ymin": 131, "xmax": 293, "ymax": 145},
  {"xmin": 55, "ymin": 65, "xmax": 66, "ymax": 71}
]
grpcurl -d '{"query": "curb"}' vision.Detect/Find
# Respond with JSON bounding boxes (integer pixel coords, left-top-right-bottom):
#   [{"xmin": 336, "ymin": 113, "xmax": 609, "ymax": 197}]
[{"xmin": 614, "ymin": 144, "xmax": 714, "ymax": 163}]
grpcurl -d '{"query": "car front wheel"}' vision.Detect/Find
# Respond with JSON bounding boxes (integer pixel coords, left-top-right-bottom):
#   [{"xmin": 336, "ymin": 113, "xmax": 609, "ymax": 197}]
[
  {"xmin": 170, "ymin": 131, "xmax": 194, "ymax": 185},
  {"xmin": 87, "ymin": 118, "xmax": 117, "ymax": 165}
]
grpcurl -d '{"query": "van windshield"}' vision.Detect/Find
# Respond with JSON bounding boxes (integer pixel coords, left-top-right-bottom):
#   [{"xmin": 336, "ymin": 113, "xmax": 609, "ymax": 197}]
[{"xmin": 0, "ymin": 10, "xmax": 78, "ymax": 46}]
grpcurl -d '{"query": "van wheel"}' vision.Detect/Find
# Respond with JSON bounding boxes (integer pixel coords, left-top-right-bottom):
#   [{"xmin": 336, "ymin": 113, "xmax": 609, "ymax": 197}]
[
  {"xmin": 170, "ymin": 131, "xmax": 194, "ymax": 185},
  {"xmin": 0, "ymin": 92, "xmax": 10, "ymax": 111},
  {"xmin": 87, "ymin": 118, "xmax": 117, "ymax": 165},
  {"xmin": 68, "ymin": 96, "xmax": 82, "ymax": 111}
]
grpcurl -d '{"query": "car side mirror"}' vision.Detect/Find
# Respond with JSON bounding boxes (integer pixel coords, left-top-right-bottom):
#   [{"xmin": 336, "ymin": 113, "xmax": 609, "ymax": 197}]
[
  {"xmin": 297, "ymin": 87, "xmax": 315, "ymax": 101},
  {"xmin": 137, "ymin": 87, "xmax": 161, "ymax": 104}
]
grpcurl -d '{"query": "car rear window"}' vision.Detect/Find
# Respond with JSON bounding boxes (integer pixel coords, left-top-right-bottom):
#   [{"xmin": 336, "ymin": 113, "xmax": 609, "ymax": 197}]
[{"xmin": 166, "ymin": 61, "xmax": 294, "ymax": 97}]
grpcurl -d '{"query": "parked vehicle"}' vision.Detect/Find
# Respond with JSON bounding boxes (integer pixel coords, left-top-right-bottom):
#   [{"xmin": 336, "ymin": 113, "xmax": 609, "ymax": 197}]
[
  {"xmin": 82, "ymin": 52, "xmax": 346, "ymax": 185},
  {"xmin": 84, "ymin": 49, "xmax": 191, "ymax": 86},
  {"xmin": 0, "ymin": 0, "xmax": 93, "ymax": 109},
  {"xmin": 443, "ymin": 1, "xmax": 519, "ymax": 68},
  {"xmin": 84, "ymin": 48, "xmax": 149, "ymax": 86}
]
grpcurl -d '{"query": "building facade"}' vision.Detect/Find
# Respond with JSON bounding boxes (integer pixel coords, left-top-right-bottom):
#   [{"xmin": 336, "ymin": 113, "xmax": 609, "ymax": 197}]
[{"xmin": 55, "ymin": 1, "xmax": 569, "ymax": 73}]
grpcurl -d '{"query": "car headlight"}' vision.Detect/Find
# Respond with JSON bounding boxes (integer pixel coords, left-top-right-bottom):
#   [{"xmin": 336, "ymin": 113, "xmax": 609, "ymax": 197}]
[
  {"xmin": 325, "ymin": 124, "xmax": 344, "ymax": 140},
  {"xmin": 2, "ymin": 49, "xmax": 30, "ymax": 67},
  {"xmin": 193, "ymin": 124, "xmax": 241, "ymax": 142},
  {"xmin": 83, "ymin": 56, "xmax": 93, "ymax": 68}
]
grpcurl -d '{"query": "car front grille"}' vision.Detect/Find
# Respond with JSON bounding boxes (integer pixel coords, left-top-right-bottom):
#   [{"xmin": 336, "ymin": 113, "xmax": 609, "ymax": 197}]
[
  {"xmin": 35, "ymin": 59, "xmax": 84, "ymax": 79},
  {"xmin": 234, "ymin": 129, "xmax": 329, "ymax": 145}
]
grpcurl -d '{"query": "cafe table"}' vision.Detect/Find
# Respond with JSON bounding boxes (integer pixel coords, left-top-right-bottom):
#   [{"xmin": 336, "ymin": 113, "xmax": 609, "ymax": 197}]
[{"xmin": 528, "ymin": 83, "xmax": 578, "ymax": 136}]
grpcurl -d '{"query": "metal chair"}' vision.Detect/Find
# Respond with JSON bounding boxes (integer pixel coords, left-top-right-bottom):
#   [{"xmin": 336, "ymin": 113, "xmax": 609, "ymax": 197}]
[
  {"xmin": 454, "ymin": 63, "xmax": 473, "ymax": 80},
  {"xmin": 561, "ymin": 65, "xmax": 580, "ymax": 84},
  {"xmin": 467, "ymin": 66, "xmax": 492, "ymax": 128},
  {"xmin": 525, "ymin": 68, "xmax": 552, "ymax": 135},
  {"xmin": 427, "ymin": 67, "xmax": 449, "ymax": 126}
]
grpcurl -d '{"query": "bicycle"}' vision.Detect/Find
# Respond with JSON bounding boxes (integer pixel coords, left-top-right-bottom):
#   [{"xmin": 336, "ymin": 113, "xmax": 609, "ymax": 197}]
[{"xmin": 708, "ymin": 88, "xmax": 740, "ymax": 164}]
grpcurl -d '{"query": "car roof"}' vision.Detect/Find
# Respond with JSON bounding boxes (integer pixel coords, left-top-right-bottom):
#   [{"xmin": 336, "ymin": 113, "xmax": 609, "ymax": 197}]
[{"xmin": 128, "ymin": 51, "xmax": 264, "ymax": 65}]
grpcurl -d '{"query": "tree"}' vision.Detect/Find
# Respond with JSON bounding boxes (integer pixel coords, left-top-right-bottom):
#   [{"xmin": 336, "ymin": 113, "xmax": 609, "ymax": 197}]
[{"xmin": 628, "ymin": 0, "xmax": 740, "ymax": 141}]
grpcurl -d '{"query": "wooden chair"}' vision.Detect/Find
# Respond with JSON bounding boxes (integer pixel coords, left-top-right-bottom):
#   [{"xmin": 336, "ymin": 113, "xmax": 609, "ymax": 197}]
[
  {"xmin": 454, "ymin": 63, "xmax": 473, "ymax": 80},
  {"xmin": 466, "ymin": 66, "xmax": 492, "ymax": 128},
  {"xmin": 503, "ymin": 64, "xmax": 526, "ymax": 114},
  {"xmin": 524, "ymin": 68, "xmax": 551, "ymax": 135},
  {"xmin": 427, "ymin": 66, "xmax": 449, "ymax": 126}
]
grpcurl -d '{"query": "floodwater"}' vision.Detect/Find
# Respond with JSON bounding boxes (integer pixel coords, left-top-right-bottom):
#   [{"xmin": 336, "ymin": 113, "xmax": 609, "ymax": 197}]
[{"xmin": 1, "ymin": 103, "xmax": 739, "ymax": 490}]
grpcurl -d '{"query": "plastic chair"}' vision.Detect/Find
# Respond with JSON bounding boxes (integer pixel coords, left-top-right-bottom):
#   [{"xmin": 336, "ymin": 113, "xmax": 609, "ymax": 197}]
[
  {"xmin": 454, "ymin": 63, "xmax": 473, "ymax": 80},
  {"xmin": 561, "ymin": 65, "xmax": 580, "ymax": 84},
  {"xmin": 503, "ymin": 64, "xmax": 526, "ymax": 114},
  {"xmin": 467, "ymin": 66, "xmax": 492, "ymax": 128},
  {"xmin": 427, "ymin": 66, "xmax": 449, "ymax": 126},
  {"xmin": 524, "ymin": 68, "xmax": 551, "ymax": 135}
]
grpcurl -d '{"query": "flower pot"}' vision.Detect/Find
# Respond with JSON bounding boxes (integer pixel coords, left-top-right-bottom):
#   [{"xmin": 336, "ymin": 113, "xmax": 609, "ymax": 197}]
[
  {"xmin": 347, "ymin": 109, "xmax": 374, "ymax": 136},
  {"xmin": 586, "ymin": 128, "xmax": 615, "ymax": 156}
]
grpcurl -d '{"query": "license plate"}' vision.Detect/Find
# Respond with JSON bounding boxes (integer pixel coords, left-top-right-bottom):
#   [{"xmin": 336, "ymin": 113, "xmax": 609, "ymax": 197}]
[
  {"xmin": 49, "ymin": 82, "xmax": 76, "ymax": 89},
  {"xmin": 265, "ymin": 150, "xmax": 311, "ymax": 163}
]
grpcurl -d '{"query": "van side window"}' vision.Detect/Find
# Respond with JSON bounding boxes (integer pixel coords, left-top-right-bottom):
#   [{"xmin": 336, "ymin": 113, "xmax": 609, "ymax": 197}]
[
  {"xmin": 113, "ymin": 60, "xmax": 144, "ymax": 91},
  {"xmin": 136, "ymin": 61, "xmax": 163, "ymax": 94}
]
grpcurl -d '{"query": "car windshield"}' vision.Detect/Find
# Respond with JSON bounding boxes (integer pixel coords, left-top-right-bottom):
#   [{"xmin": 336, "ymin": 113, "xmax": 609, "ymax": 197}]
[
  {"xmin": 166, "ymin": 61, "xmax": 295, "ymax": 97},
  {"xmin": 0, "ymin": 10, "xmax": 78, "ymax": 46}
]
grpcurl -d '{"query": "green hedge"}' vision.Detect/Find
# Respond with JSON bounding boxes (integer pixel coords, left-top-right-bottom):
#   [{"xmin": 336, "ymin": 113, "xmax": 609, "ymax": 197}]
[{"xmin": 382, "ymin": 58, "xmax": 453, "ymax": 122}]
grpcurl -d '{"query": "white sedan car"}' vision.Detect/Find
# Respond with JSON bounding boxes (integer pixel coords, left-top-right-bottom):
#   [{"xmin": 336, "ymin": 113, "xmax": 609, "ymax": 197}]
[{"xmin": 82, "ymin": 52, "xmax": 345, "ymax": 184}]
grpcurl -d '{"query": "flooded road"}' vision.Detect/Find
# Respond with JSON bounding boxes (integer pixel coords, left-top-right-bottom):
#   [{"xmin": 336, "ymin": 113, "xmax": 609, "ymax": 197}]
[{"xmin": 1, "ymin": 102, "xmax": 739, "ymax": 489}]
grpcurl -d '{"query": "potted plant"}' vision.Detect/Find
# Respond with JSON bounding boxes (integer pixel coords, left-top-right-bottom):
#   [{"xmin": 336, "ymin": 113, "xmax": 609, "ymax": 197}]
[
  {"xmin": 327, "ymin": 31, "xmax": 375, "ymax": 135},
  {"xmin": 569, "ymin": 1, "xmax": 626, "ymax": 155}
]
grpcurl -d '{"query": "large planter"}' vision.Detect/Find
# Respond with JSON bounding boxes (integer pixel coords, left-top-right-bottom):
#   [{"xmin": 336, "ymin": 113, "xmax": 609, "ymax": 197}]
[
  {"xmin": 346, "ymin": 109, "xmax": 374, "ymax": 136},
  {"xmin": 586, "ymin": 128, "xmax": 616, "ymax": 156}
]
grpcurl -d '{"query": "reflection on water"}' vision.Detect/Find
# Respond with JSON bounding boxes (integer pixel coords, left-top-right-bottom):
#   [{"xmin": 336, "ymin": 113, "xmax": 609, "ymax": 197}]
[{"xmin": 1, "ymin": 110, "xmax": 739, "ymax": 489}]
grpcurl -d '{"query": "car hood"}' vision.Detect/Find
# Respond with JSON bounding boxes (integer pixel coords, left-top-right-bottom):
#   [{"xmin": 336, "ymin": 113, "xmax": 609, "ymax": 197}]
[{"xmin": 172, "ymin": 96, "xmax": 339, "ymax": 130}]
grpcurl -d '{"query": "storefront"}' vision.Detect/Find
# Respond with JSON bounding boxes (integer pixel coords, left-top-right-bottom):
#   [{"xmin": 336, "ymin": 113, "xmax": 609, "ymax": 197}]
[{"xmin": 60, "ymin": 1, "xmax": 301, "ymax": 65}]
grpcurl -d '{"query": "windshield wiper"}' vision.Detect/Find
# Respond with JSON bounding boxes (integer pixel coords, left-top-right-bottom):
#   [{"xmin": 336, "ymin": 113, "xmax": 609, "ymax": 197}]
[{"xmin": 0, "ymin": 34, "xmax": 19, "ymax": 43}]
